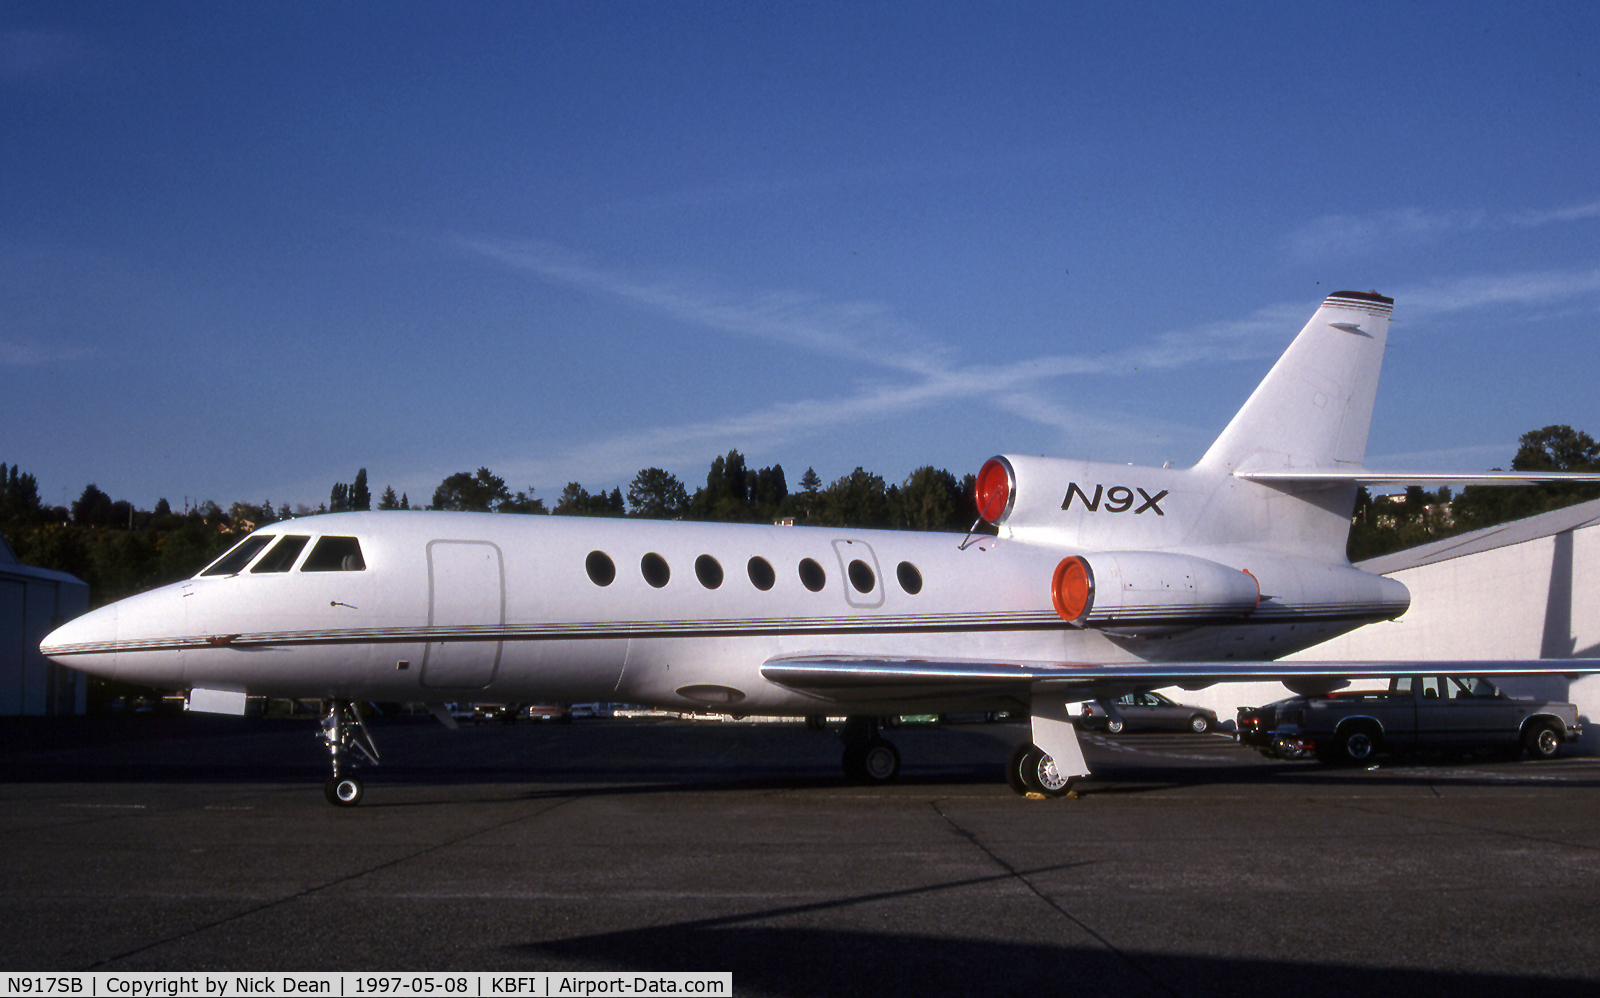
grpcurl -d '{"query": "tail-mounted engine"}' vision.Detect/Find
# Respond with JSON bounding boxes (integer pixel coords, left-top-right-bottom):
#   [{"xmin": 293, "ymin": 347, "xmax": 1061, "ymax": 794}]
[{"xmin": 1050, "ymin": 550, "xmax": 1261, "ymax": 633}]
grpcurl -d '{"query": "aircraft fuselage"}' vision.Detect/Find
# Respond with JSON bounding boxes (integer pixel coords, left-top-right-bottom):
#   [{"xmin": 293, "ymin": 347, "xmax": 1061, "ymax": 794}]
[{"xmin": 44, "ymin": 509, "xmax": 1405, "ymax": 715}]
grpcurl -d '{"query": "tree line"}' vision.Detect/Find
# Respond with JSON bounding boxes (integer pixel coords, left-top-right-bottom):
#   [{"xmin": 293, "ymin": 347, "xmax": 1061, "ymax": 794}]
[
  {"xmin": 1346, "ymin": 425, "xmax": 1600, "ymax": 561},
  {"xmin": 0, "ymin": 451, "xmax": 985, "ymax": 607},
  {"xmin": 4, "ymin": 425, "xmax": 1596, "ymax": 607}
]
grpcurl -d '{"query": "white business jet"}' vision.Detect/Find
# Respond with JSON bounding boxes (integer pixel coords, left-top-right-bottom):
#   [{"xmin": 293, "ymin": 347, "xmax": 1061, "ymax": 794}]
[{"xmin": 40, "ymin": 291, "xmax": 1600, "ymax": 804}]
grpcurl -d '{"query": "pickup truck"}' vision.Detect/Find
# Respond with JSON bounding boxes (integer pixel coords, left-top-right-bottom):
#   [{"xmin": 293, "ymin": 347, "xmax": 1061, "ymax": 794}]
[{"xmin": 1237, "ymin": 675, "xmax": 1582, "ymax": 764}]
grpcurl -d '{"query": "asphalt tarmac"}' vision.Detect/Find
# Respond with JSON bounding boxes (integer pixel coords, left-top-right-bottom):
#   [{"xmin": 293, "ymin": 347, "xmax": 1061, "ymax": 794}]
[{"xmin": 3, "ymin": 713, "xmax": 1600, "ymax": 997}]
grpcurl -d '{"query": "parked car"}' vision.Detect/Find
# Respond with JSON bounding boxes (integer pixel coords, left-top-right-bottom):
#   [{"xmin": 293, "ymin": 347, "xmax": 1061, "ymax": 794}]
[
  {"xmin": 1237, "ymin": 698, "xmax": 1314, "ymax": 758},
  {"xmin": 1237, "ymin": 675, "xmax": 1581, "ymax": 764},
  {"xmin": 1079, "ymin": 692, "xmax": 1218, "ymax": 734}
]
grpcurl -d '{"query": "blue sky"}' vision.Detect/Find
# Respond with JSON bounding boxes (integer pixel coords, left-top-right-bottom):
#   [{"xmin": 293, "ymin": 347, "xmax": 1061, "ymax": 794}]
[{"xmin": 3, "ymin": 2, "xmax": 1597, "ymax": 513}]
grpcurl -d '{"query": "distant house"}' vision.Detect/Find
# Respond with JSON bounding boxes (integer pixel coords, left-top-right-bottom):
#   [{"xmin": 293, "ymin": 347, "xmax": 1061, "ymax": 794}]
[{"xmin": 0, "ymin": 534, "xmax": 89, "ymax": 715}]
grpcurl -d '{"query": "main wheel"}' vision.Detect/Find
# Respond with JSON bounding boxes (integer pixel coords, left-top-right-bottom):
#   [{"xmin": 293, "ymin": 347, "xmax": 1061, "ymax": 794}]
[
  {"xmin": 1524, "ymin": 722, "xmax": 1563, "ymax": 760},
  {"xmin": 861, "ymin": 740, "xmax": 900, "ymax": 782},
  {"xmin": 1189, "ymin": 714, "xmax": 1211, "ymax": 734},
  {"xmin": 842, "ymin": 740, "xmax": 900, "ymax": 783},
  {"xmin": 325, "ymin": 774, "xmax": 363, "ymax": 806},
  {"xmin": 1005, "ymin": 743, "xmax": 1033, "ymax": 795},
  {"xmin": 1017, "ymin": 746, "xmax": 1075, "ymax": 798}
]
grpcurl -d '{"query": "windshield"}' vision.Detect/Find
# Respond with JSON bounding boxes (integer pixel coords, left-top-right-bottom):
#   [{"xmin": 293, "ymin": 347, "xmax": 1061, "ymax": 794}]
[{"xmin": 199, "ymin": 534, "xmax": 274, "ymax": 576}]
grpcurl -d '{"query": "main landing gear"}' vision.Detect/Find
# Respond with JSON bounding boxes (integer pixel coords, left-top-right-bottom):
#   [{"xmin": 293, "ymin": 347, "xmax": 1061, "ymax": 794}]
[
  {"xmin": 832, "ymin": 706, "xmax": 1090, "ymax": 797},
  {"xmin": 839, "ymin": 715, "xmax": 901, "ymax": 783},
  {"xmin": 319, "ymin": 699, "xmax": 380, "ymax": 806},
  {"xmin": 1005, "ymin": 742, "xmax": 1075, "ymax": 797},
  {"xmin": 1008, "ymin": 700, "xmax": 1090, "ymax": 799}
]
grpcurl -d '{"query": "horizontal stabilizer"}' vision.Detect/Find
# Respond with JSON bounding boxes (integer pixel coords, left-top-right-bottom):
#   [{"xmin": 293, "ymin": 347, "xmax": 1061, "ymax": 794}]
[{"xmin": 1238, "ymin": 469, "xmax": 1600, "ymax": 487}]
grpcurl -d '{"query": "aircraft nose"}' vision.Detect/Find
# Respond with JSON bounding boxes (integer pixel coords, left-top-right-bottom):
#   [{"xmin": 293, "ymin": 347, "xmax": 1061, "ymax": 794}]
[{"xmin": 40, "ymin": 601, "xmax": 121, "ymax": 678}]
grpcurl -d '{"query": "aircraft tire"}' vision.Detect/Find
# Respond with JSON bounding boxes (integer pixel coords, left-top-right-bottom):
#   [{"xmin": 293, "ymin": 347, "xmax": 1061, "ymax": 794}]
[
  {"xmin": 842, "ymin": 739, "xmax": 900, "ymax": 783},
  {"xmin": 1005, "ymin": 743, "xmax": 1033, "ymax": 795},
  {"xmin": 861, "ymin": 739, "xmax": 900, "ymax": 782},
  {"xmin": 1017, "ymin": 746, "xmax": 1074, "ymax": 798},
  {"xmin": 325, "ymin": 775, "xmax": 363, "ymax": 807}
]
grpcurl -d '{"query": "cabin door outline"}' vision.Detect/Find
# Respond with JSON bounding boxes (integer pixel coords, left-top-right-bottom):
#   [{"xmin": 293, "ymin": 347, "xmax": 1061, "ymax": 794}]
[{"xmin": 421, "ymin": 539, "xmax": 505, "ymax": 689}]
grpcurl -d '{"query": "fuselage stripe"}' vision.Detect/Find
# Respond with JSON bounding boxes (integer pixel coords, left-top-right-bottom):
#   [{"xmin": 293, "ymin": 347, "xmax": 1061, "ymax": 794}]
[{"xmin": 40, "ymin": 601, "xmax": 1407, "ymax": 657}]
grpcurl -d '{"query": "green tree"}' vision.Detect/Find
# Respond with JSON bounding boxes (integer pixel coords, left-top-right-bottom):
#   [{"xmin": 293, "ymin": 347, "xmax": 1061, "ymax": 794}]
[
  {"xmin": 351, "ymin": 468, "xmax": 371, "ymax": 511},
  {"xmin": 377, "ymin": 485, "xmax": 401, "ymax": 511},
  {"xmin": 627, "ymin": 468, "xmax": 689, "ymax": 519},
  {"xmin": 430, "ymin": 468, "xmax": 512, "ymax": 512},
  {"xmin": 891, "ymin": 466, "xmax": 967, "ymax": 531},
  {"xmin": 501, "ymin": 487, "xmax": 549, "ymax": 514},
  {"xmin": 0, "ymin": 463, "xmax": 42, "ymax": 521},
  {"xmin": 1453, "ymin": 425, "xmax": 1600, "ymax": 531},
  {"xmin": 812, "ymin": 467, "xmax": 889, "ymax": 527},
  {"xmin": 71, "ymin": 484, "xmax": 116, "ymax": 526},
  {"xmin": 554, "ymin": 483, "xmax": 622, "ymax": 516}
]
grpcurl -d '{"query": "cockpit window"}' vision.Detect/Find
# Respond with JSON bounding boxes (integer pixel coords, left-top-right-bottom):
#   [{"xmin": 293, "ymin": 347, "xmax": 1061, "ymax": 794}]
[
  {"xmin": 301, "ymin": 536, "xmax": 366, "ymax": 572},
  {"xmin": 251, "ymin": 535, "xmax": 310, "ymax": 573},
  {"xmin": 199, "ymin": 534, "xmax": 275, "ymax": 576}
]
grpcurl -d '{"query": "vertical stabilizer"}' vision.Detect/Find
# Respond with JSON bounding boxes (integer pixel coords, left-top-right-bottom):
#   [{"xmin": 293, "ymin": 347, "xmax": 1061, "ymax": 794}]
[
  {"xmin": 1199, "ymin": 290, "xmax": 1393, "ymax": 475},
  {"xmin": 1190, "ymin": 291, "xmax": 1393, "ymax": 559}
]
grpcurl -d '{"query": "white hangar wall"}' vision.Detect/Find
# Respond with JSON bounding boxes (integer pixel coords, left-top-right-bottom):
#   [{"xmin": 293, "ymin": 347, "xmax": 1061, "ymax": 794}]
[
  {"xmin": 1165, "ymin": 499, "xmax": 1600, "ymax": 749},
  {"xmin": 0, "ymin": 536, "xmax": 90, "ymax": 716}
]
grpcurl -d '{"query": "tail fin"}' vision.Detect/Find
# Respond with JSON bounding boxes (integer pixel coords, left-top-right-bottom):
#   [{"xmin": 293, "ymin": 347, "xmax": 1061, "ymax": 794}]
[
  {"xmin": 1191, "ymin": 290, "xmax": 1393, "ymax": 560},
  {"xmin": 1198, "ymin": 290, "xmax": 1393, "ymax": 475},
  {"xmin": 1203, "ymin": 287, "xmax": 1388, "ymax": 476},
  {"xmin": 988, "ymin": 291, "xmax": 1395, "ymax": 560}
]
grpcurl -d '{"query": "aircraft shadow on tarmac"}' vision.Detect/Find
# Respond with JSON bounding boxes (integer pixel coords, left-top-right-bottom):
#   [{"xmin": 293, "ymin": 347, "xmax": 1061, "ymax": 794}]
[{"xmin": 522, "ymin": 916, "xmax": 1598, "ymax": 998}]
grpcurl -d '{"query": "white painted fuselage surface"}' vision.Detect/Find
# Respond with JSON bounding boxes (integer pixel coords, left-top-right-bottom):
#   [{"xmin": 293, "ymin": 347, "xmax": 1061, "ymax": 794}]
[{"xmin": 39, "ymin": 508, "xmax": 1409, "ymax": 714}]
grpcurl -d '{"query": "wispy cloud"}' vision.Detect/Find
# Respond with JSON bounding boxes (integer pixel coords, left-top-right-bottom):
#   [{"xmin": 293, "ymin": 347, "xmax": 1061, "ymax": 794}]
[
  {"xmin": 0, "ymin": 30, "xmax": 99, "ymax": 86},
  {"xmin": 457, "ymin": 236, "xmax": 959, "ymax": 376},
  {"xmin": 1392, "ymin": 265, "xmax": 1600, "ymax": 317},
  {"xmin": 454, "ymin": 234, "xmax": 1323, "ymax": 481},
  {"xmin": 1285, "ymin": 208, "xmax": 1491, "ymax": 263},
  {"xmin": 1286, "ymin": 196, "xmax": 1600, "ymax": 264},
  {"xmin": 1508, "ymin": 198, "xmax": 1600, "ymax": 228},
  {"xmin": 457, "ymin": 234, "xmax": 1600, "ymax": 486},
  {"xmin": 0, "ymin": 339, "xmax": 97, "ymax": 367}
]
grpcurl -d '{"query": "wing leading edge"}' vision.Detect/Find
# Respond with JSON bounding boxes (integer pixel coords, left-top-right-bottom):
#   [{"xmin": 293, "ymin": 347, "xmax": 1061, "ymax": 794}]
[{"xmin": 760, "ymin": 656, "xmax": 1600, "ymax": 704}]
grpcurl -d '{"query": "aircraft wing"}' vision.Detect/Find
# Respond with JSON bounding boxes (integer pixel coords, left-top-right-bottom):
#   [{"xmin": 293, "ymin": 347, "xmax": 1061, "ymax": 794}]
[{"xmin": 760, "ymin": 655, "xmax": 1600, "ymax": 703}]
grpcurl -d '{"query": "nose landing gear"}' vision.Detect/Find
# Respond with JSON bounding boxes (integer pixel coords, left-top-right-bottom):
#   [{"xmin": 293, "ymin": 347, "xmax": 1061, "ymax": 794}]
[{"xmin": 319, "ymin": 699, "xmax": 380, "ymax": 806}]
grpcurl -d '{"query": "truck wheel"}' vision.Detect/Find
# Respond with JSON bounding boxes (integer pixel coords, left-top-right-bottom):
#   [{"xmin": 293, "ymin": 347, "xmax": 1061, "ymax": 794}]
[
  {"xmin": 1338, "ymin": 728, "xmax": 1379, "ymax": 764},
  {"xmin": 1524, "ymin": 722, "xmax": 1563, "ymax": 760}
]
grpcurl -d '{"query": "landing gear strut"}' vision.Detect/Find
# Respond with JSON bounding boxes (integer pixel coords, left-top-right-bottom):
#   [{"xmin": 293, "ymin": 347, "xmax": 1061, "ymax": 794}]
[
  {"xmin": 319, "ymin": 699, "xmax": 380, "ymax": 806},
  {"xmin": 840, "ymin": 715, "xmax": 900, "ymax": 783}
]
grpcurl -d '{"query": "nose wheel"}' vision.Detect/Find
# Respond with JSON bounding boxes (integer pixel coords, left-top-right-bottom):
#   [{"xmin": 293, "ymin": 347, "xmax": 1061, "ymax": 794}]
[{"xmin": 319, "ymin": 699, "xmax": 380, "ymax": 806}]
